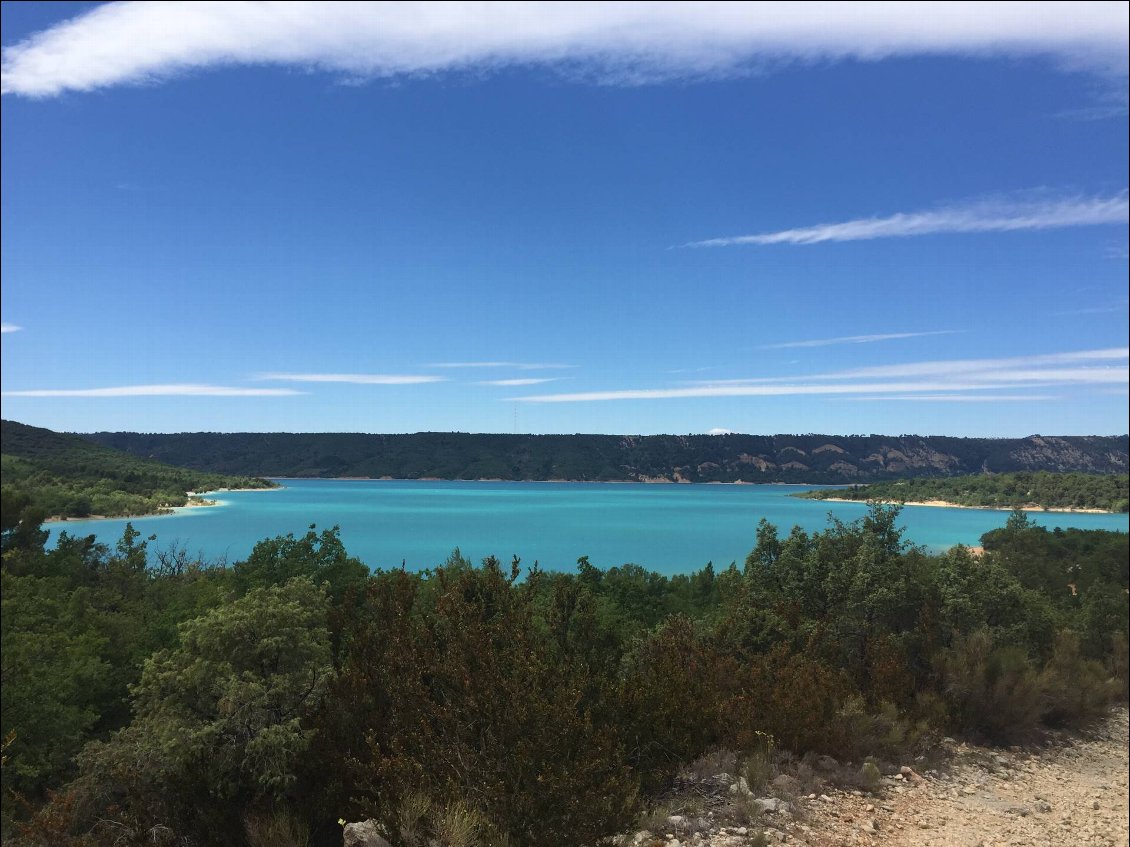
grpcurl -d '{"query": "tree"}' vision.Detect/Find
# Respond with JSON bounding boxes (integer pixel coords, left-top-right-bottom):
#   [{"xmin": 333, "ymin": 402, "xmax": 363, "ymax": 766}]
[{"xmin": 79, "ymin": 578, "xmax": 333, "ymax": 841}]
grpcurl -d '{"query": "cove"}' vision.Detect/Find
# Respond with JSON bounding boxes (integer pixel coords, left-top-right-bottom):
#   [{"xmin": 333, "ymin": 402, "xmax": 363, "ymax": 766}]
[{"xmin": 48, "ymin": 479, "xmax": 1130, "ymax": 576}]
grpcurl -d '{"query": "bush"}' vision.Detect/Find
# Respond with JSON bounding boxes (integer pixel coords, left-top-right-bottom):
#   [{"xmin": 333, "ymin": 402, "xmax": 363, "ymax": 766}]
[
  {"xmin": 937, "ymin": 629, "xmax": 1044, "ymax": 743},
  {"xmin": 1039, "ymin": 630, "xmax": 1119, "ymax": 728}
]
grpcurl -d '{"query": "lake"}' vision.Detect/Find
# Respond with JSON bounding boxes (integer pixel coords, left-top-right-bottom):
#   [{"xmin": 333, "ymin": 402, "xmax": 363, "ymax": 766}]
[{"xmin": 48, "ymin": 479, "xmax": 1130, "ymax": 575}]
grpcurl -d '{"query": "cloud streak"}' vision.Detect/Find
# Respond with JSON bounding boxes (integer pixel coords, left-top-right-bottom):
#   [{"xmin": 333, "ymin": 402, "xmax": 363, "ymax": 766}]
[
  {"xmin": 515, "ymin": 348, "xmax": 1128, "ymax": 403},
  {"xmin": 2, "ymin": 384, "xmax": 304, "ymax": 397},
  {"xmin": 0, "ymin": 323, "xmax": 22, "ymax": 334},
  {"xmin": 3, "ymin": 1, "xmax": 1126, "ymax": 97},
  {"xmin": 686, "ymin": 192, "xmax": 1129, "ymax": 247},
  {"xmin": 259, "ymin": 372, "xmax": 445, "ymax": 385},
  {"xmin": 429, "ymin": 362, "xmax": 573, "ymax": 370},
  {"xmin": 761, "ymin": 330, "xmax": 959, "ymax": 349},
  {"xmin": 478, "ymin": 378, "xmax": 562, "ymax": 386}
]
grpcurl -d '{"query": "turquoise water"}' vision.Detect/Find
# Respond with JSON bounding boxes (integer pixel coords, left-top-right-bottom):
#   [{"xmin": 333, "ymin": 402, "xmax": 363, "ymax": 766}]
[{"xmin": 48, "ymin": 479, "xmax": 1130, "ymax": 575}]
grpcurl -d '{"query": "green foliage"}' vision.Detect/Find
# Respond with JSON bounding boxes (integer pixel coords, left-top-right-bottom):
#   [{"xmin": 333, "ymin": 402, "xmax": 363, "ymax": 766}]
[
  {"xmin": 1, "ymin": 419, "xmax": 275, "ymax": 521},
  {"xmin": 233, "ymin": 524, "xmax": 368, "ymax": 603},
  {"xmin": 76, "ymin": 578, "xmax": 333, "ymax": 840},
  {"xmin": 82, "ymin": 427, "xmax": 1129, "ymax": 483},
  {"xmin": 1038, "ymin": 630, "xmax": 1119, "ymax": 728},
  {"xmin": 936, "ymin": 629, "xmax": 1045, "ymax": 743},
  {"xmin": 800, "ymin": 471, "xmax": 1130, "ymax": 512}
]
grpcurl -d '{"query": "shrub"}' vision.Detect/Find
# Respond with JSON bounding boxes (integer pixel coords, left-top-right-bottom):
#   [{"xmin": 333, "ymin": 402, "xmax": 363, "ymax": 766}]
[
  {"xmin": 937, "ymin": 629, "xmax": 1044, "ymax": 743},
  {"xmin": 1039, "ymin": 630, "xmax": 1119, "ymax": 728}
]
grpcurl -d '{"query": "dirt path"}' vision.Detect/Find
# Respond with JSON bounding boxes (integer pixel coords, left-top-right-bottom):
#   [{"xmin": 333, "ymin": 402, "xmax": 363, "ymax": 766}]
[{"xmin": 789, "ymin": 707, "xmax": 1129, "ymax": 847}]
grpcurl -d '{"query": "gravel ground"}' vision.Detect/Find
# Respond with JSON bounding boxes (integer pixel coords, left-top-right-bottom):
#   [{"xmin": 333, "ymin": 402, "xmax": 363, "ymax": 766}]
[{"xmin": 630, "ymin": 706, "xmax": 1129, "ymax": 847}]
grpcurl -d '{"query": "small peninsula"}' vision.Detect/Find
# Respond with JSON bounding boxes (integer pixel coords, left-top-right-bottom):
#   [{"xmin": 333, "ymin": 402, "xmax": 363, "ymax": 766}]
[
  {"xmin": 1, "ymin": 419, "xmax": 276, "ymax": 522},
  {"xmin": 796, "ymin": 471, "xmax": 1130, "ymax": 513}
]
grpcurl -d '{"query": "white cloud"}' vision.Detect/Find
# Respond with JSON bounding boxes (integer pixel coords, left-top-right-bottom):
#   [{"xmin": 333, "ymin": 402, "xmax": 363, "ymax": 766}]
[
  {"xmin": 2, "ymin": 1, "xmax": 1126, "ymax": 97},
  {"xmin": 707, "ymin": 427, "xmax": 738, "ymax": 435},
  {"xmin": 760, "ymin": 330, "xmax": 959, "ymax": 349},
  {"xmin": 429, "ymin": 362, "xmax": 573, "ymax": 370},
  {"xmin": 695, "ymin": 348, "xmax": 1129, "ymax": 384},
  {"xmin": 515, "ymin": 381, "xmax": 1046, "ymax": 402},
  {"xmin": 846, "ymin": 394, "xmax": 1056, "ymax": 402},
  {"xmin": 687, "ymin": 192, "xmax": 1129, "ymax": 247},
  {"xmin": 0, "ymin": 323, "xmax": 22, "ymax": 333},
  {"xmin": 259, "ymin": 372, "xmax": 445, "ymax": 384},
  {"xmin": 1, "ymin": 384, "xmax": 304, "ymax": 397},
  {"xmin": 515, "ymin": 348, "xmax": 1129, "ymax": 403},
  {"xmin": 478, "ymin": 378, "xmax": 562, "ymax": 386}
]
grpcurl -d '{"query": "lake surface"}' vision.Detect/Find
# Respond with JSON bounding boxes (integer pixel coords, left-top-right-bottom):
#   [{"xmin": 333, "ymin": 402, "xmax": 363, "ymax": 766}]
[{"xmin": 48, "ymin": 479, "xmax": 1130, "ymax": 575}]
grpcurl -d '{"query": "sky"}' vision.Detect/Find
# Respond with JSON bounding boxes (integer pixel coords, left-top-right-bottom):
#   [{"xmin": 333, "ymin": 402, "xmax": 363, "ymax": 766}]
[{"xmin": 1, "ymin": 1, "xmax": 1127, "ymax": 437}]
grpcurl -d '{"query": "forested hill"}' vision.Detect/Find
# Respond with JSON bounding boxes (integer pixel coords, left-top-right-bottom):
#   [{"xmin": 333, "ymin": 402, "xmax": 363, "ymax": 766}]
[
  {"xmin": 798, "ymin": 471, "xmax": 1130, "ymax": 513},
  {"xmin": 80, "ymin": 430, "xmax": 1129, "ymax": 484},
  {"xmin": 1, "ymin": 420, "xmax": 275, "ymax": 520}
]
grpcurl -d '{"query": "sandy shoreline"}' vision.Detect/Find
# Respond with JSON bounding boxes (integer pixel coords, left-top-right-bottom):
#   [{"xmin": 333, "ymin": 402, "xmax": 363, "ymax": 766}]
[{"xmin": 807, "ymin": 496, "xmax": 1116, "ymax": 515}]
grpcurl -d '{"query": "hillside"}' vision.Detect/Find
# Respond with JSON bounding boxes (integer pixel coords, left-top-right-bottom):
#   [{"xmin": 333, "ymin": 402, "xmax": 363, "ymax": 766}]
[
  {"xmin": 798, "ymin": 471, "xmax": 1130, "ymax": 513},
  {"xmin": 1, "ymin": 419, "xmax": 275, "ymax": 520},
  {"xmin": 80, "ymin": 430, "xmax": 1129, "ymax": 483}
]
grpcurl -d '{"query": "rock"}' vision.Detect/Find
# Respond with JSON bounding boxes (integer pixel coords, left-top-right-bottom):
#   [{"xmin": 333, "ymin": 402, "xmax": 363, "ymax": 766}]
[
  {"xmin": 816, "ymin": 755, "xmax": 839, "ymax": 771},
  {"xmin": 756, "ymin": 797, "xmax": 780, "ymax": 813},
  {"xmin": 962, "ymin": 785, "xmax": 977, "ymax": 795},
  {"xmin": 819, "ymin": 794, "xmax": 834, "ymax": 803},
  {"xmin": 668, "ymin": 815, "xmax": 686, "ymax": 827},
  {"xmin": 342, "ymin": 820, "xmax": 391, "ymax": 847},
  {"xmin": 630, "ymin": 832, "xmax": 654, "ymax": 846},
  {"xmin": 735, "ymin": 827, "xmax": 748, "ymax": 835},
  {"xmin": 1035, "ymin": 800, "xmax": 1052, "ymax": 813},
  {"xmin": 860, "ymin": 819, "xmax": 878, "ymax": 833},
  {"xmin": 899, "ymin": 766, "xmax": 924, "ymax": 784}
]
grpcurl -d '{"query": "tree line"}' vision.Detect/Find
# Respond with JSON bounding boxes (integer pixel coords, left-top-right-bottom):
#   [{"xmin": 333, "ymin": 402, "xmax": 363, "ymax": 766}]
[
  {"xmin": 2, "ymin": 501, "xmax": 1126, "ymax": 846},
  {"xmin": 799, "ymin": 471, "xmax": 1130, "ymax": 513}
]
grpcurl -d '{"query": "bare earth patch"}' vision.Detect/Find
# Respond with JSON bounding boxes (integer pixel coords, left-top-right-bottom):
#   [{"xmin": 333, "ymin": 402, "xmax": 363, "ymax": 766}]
[{"xmin": 627, "ymin": 707, "xmax": 1129, "ymax": 847}]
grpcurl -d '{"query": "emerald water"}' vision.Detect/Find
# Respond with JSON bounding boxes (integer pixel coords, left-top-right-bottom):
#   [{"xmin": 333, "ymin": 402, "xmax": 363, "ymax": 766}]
[{"xmin": 48, "ymin": 479, "xmax": 1130, "ymax": 574}]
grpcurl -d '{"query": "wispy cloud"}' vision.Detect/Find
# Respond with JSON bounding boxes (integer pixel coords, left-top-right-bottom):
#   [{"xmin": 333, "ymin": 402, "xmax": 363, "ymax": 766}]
[
  {"xmin": 0, "ymin": 323, "xmax": 22, "ymax": 334},
  {"xmin": 478, "ymin": 378, "xmax": 562, "ymax": 387},
  {"xmin": 707, "ymin": 427, "xmax": 738, "ymax": 435},
  {"xmin": 846, "ymin": 394, "xmax": 1056, "ymax": 402},
  {"xmin": 2, "ymin": 384, "xmax": 304, "ymax": 397},
  {"xmin": 515, "ymin": 348, "xmax": 1128, "ymax": 403},
  {"xmin": 2, "ymin": 2, "xmax": 1126, "ymax": 98},
  {"xmin": 1054, "ymin": 297, "xmax": 1129, "ymax": 316},
  {"xmin": 694, "ymin": 348, "xmax": 1130, "ymax": 384},
  {"xmin": 258, "ymin": 372, "xmax": 445, "ymax": 385},
  {"xmin": 686, "ymin": 192, "xmax": 1129, "ymax": 247},
  {"xmin": 429, "ymin": 362, "xmax": 573, "ymax": 370},
  {"xmin": 760, "ymin": 330, "xmax": 959, "ymax": 349}
]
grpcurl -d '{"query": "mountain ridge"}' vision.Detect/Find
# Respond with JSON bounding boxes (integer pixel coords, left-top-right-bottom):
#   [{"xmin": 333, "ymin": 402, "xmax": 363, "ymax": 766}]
[{"xmin": 77, "ymin": 429, "xmax": 1130, "ymax": 484}]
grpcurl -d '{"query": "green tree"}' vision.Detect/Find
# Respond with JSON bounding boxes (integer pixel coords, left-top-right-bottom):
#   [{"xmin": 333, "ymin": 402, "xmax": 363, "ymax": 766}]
[{"xmin": 79, "ymin": 578, "xmax": 333, "ymax": 841}]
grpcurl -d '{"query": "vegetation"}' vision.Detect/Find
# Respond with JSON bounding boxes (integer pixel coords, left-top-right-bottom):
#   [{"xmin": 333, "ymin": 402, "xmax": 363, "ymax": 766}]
[
  {"xmin": 2, "ymin": 500, "xmax": 1126, "ymax": 846},
  {"xmin": 84, "ymin": 429, "xmax": 1128, "ymax": 483},
  {"xmin": 797, "ymin": 471, "xmax": 1130, "ymax": 512},
  {"xmin": 1, "ymin": 420, "xmax": 275, "ymax": 521}
]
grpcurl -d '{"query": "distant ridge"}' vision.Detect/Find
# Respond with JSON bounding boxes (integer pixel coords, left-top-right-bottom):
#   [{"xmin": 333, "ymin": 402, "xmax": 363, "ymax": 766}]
[{"xmin": 79, "ymin": 431, "xmax": 1129, "ymax": 484}]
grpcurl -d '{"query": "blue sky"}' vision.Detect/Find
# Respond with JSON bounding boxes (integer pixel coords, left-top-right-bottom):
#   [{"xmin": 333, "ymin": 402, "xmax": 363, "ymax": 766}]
[{"xmin": 1, "ymin": 1, "xmax": 1127, "ymax": 436}]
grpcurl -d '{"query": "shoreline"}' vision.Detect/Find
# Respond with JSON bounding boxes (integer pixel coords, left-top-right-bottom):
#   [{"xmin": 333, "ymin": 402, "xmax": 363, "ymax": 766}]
[
  {"xmin": 804, "ymin": 496, "xmax": 1117, "ymax": 515},
  {"xmin": 266, "ymin": 476, "xmax": 838, "ymax": 486},
  {"xmin": 45, "ymin": 485, "xmax": 280, "ymax": 525}
]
